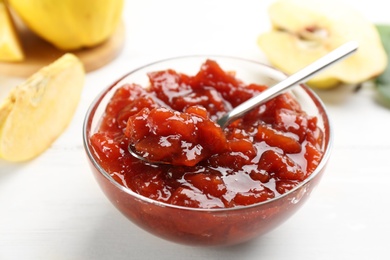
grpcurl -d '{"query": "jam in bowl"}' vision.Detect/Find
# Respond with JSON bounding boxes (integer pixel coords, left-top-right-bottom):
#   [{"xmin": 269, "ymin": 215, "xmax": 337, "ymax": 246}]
[{"xmin": 82, "ymin": 56, "xmax": 332, "ymax": 246}]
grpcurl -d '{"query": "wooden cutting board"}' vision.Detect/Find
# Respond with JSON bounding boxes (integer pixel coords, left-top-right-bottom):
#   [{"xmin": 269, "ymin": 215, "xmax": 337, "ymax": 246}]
[{"xmin": 0, "ymin": 18, "xmax": 125, "ymax": 78}]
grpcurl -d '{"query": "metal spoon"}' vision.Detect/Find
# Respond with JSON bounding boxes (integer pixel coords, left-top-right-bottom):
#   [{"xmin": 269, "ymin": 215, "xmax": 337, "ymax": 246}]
[{"xmin": 129, "ymin": 41, "xmax": 358, "ymax": 163}]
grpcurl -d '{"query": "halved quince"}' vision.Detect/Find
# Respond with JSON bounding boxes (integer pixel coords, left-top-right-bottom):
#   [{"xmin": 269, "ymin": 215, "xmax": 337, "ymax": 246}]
[
  {"xmin": 0, "ymin": 53, "xmax": 85, "ymax": 162},
  {"xmin": 257, "ymin": 0, "xmax": 387, "ymax": 88},
  {"xmin": 0, "ymin": 0, "xmax": 24, "ymax": 61}
]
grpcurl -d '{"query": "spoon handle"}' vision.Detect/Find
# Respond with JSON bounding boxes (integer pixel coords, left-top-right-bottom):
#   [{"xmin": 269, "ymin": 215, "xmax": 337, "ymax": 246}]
[{"xmin": 218, "ymin": 41, "xmax": 359, "ymax": 128}]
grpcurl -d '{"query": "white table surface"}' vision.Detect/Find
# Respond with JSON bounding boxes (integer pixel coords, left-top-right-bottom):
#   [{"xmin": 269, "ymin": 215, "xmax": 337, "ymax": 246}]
[{"xmin": 1, "ymin": 0, "xmax": 390, "ymax": 259}]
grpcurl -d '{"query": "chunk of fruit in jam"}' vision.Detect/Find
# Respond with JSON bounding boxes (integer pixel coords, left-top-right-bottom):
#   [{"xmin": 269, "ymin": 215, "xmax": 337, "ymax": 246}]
[
  {"xmin": 90, "ymin": 59, "xmax": 325, "ymax": 209},
  {"xmin": 125, "ymin": 106, "xmax": 227, "ymax": 166}
]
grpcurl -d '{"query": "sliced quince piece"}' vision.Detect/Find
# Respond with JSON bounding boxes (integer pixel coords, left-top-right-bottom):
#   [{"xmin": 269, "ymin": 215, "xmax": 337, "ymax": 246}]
[
  {"xmin": 0, "ymin": 0, "xmax": 24, "ymax": 61},
  {"xmin": 0, "ymin": 53, "xmax": 85, "ymax": 162},
  {"xmin": 257, "ymin": 0, "xmax": 387, "ymax": 88}
]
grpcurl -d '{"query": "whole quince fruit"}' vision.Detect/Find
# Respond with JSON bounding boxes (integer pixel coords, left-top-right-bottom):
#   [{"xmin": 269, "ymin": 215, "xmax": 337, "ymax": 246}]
[
  {"xmin": 8, "ymin": 0, "xmax": 124, "ymax": 50},
  {"xmin": 258, "ymin": 0, "xmax": 387, "ymax": 88}
]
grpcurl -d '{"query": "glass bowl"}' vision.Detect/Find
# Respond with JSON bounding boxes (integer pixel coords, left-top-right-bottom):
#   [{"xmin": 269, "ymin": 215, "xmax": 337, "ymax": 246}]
[{"xmin": 82, "ymin": 55, "xmax": 332, "ymax": 246}]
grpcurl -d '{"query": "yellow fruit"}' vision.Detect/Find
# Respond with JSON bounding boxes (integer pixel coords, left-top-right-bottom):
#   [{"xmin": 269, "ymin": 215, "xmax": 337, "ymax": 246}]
[
  {"xmin": 0, "ymin": 53, "xmax": 85, "ymax": 162},
  {"xmin": 0, "ymin": 0, "xmax": 24, "ymax": 61},
  {"xmin": 8, "ymin": 0, "xmax": 124, "ymax": 50},
  {"xmin": 257, "ymin": 0, "xmax": 387, "ymax": 88}
]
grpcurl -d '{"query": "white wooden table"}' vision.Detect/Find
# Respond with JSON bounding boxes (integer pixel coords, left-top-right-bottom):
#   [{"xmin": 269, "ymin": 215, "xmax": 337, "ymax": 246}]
[{"xmin": 1, "ymin": 1, "xmax": 389, "ymax": 259}]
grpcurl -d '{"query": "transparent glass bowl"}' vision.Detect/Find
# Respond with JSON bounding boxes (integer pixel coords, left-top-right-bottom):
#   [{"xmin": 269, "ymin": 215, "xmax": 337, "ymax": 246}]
[{"xmin": 82, "ymin": 56, "xmax": 332, "ymax": 246}]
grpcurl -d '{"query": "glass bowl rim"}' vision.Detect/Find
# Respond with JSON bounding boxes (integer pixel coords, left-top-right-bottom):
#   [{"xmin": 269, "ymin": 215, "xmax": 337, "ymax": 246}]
[{"xmin": 82, "ymin": 54, "xmax": 333, "ymax": 212}]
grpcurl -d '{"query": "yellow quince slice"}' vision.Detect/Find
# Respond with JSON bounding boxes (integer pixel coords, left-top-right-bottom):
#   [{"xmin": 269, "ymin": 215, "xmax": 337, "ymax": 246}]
[
  {"xmin": 0, "ymin": 53, "xmax": 85, "ymax": 162},
  {"xmin": 0, "ymin": 0, "xmax": 24, "ymax": 61}
]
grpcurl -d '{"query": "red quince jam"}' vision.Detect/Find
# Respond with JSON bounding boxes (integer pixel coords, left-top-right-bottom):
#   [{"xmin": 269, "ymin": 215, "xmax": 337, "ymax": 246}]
[{"xmin": 90, "ymin": 59, "xmax": 324, "ymax": 209}]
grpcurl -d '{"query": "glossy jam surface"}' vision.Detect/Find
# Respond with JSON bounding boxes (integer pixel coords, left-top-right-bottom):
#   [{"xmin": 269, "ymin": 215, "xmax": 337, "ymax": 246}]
[{"xmin": 90, "ymin": 60, "xmax": 324, "ymax": 209}]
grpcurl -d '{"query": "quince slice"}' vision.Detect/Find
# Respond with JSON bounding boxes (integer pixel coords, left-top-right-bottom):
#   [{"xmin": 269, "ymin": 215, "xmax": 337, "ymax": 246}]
[
  {"xmin": 0, "ymin": 53, "xmax": 85, "ymax": 162},
  {"xmin": 0, "ymin": 0, "xmax": 24, "ymax": 61},
  {"xmin": 257, "ymin": 0, "xmax": 387, "ymax": 88}
]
